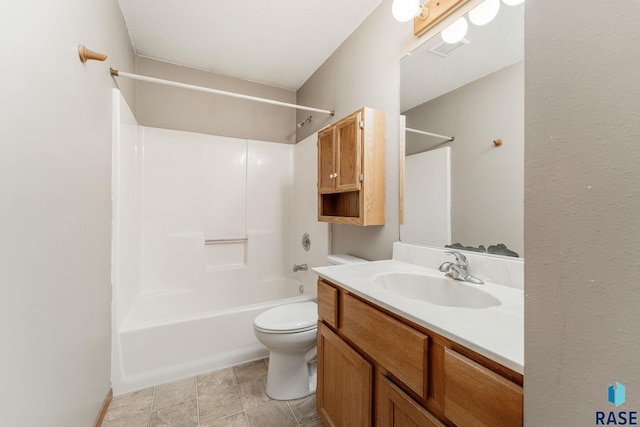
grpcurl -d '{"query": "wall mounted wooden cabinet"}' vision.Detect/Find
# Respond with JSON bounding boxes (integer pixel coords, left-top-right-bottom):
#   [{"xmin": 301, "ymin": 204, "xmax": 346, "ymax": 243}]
[
  {"xmin": 317, "ymin": 107, "xmax": 385, "ymax": 226},
  {"xmin": 316, "ymin": 278, "xmax": 523, "ymax": 427}
]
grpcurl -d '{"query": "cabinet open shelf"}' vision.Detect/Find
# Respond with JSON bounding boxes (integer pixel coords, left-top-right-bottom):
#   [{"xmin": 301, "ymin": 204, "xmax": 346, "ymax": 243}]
[{"xmin": 319, "ymin": 192, "xmax": 360, "ymax": 219}]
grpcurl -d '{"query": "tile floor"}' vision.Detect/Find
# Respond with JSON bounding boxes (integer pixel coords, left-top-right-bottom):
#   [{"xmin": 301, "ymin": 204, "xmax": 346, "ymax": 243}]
[{"xmin": 103, "ymin": 359, "xmax": 324, "ymax": 427}]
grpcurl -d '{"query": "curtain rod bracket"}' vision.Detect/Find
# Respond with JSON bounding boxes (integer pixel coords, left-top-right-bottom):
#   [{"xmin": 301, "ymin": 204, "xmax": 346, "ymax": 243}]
[
  {"xmin": 110, "ymin": 68, "xmax": 119, "ymax": 77},
  {"xmin": 78, "ymin": 45, "xmax": 107, "ymax": 63}
]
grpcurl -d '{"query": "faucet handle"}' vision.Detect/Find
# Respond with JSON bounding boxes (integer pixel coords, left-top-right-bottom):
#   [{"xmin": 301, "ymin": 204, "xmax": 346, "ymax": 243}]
[
  {"xmin": 445, "ymin": 251, "xmax": 467, "ymax": 265},
  {"xmin": 438, "ymin": 261, "xmax": 454, "ymax": 272},
  {"xmin": 443, "ymin": 251, "xmax": 484, "ymax": 284}
]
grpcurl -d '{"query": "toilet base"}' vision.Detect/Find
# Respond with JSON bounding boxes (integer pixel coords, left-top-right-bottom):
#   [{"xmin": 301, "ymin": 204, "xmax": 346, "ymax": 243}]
[{"xmin": 265, "ymin": 350, "xmax": 317, "ymax": 400}]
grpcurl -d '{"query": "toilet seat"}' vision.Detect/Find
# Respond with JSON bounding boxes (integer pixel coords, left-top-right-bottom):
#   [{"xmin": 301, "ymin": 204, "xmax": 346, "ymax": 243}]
[{"xmin": 254, "ymin": 302, "xmax": 318, "ymax": 334}]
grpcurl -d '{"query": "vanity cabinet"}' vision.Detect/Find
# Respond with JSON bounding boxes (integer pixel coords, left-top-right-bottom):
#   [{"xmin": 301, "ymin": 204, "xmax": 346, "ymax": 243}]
[
  {"xmin": 317, "ymin": 107, "xmax": 385, "ymax": 226},
  {"xmin": 316, "ymin": 278, "xmax": 523, "ymax": 427}
]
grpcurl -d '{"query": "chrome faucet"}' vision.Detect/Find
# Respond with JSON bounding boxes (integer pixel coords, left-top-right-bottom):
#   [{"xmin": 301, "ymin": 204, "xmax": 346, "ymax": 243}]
[
  {"xmin": 293, "ymin": 264, "xmax": 308, "ymax": 272},
  {"xmin": 439, "ymin": 251, "xmax": 484, "ymax": 284}
]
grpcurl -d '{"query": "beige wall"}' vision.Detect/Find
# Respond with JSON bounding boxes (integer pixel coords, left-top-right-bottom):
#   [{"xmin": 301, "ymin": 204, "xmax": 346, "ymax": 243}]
[
  {"xmin": 404, "ymin": 62, "xmax": 524, "ymax": 256},
  {"xmin": 0, "ymin": 1, "xmax": 134, "ymax": 425},
  {"xmin": 296, "ymin": 0, "xmax": 415, "ymax": 260},
  {"xmin": 135, "ymin": 57, "xmax": 297, "ymax": 144},
  {"xmin": 525, "ymin": 1, "xmax": 640, "ymax": 423}
]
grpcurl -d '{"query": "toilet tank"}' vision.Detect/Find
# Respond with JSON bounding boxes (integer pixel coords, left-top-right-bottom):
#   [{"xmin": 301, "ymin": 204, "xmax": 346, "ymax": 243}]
[{"xmin": 327, "ymin": 254, "xmax": 368, "ymax": 265}]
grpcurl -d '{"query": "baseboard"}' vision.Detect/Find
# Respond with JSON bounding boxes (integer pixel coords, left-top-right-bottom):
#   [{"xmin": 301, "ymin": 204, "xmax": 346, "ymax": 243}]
[{"xmin": 93, "ymin": 388, "xmax": 113, "ymax": 427}]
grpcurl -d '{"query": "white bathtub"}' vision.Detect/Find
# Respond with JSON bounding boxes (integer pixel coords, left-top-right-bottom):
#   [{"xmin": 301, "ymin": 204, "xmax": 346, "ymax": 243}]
[{"xmin": 112, "ymin": 277, "xmax": 313, "ymax": 395}]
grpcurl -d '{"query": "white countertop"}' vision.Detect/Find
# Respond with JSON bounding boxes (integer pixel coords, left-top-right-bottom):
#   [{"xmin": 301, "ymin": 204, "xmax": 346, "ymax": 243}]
[{"xmin": 313, "ymin": 260, "xmax": 524, "ymax": 374}]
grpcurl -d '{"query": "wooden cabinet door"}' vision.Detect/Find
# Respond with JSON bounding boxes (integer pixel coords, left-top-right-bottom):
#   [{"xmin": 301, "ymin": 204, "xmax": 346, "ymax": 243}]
[
  {"xmin": 317, "ymin": 322, "xmax": 372, "ymax": 427},
  {"xmin": 377, "ymin": 375, "xmax": 445, "ymax": 427},
  {"xmin": 335, "ymin": 111, "xmax": 362, "ymax": 192},
  {"xmin": 444, "ymin": 348, "xmax": 523, "ymax": 427},
  {"xmin": 318, "ymin": 127, "xmax": 336, "ymax": 193}
]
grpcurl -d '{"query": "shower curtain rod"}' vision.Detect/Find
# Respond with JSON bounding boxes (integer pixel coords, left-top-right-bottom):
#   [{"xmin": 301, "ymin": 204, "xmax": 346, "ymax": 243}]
[
  {"xmin": 406, "ymin": 127, "xmax": 454, "ymax": 142},
  {"xmin": 110, "ymin": 68, "xmax": 335, "ymax": 116}
]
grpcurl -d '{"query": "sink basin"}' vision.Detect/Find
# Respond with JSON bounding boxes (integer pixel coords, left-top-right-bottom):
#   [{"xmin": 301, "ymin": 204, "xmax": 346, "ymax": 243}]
[{"xmin": 372, "ymin": 272, "xmax": 501, "ymax": 309}]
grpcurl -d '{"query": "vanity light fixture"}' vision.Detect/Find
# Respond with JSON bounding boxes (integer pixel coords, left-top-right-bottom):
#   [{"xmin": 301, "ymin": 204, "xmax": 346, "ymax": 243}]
[
  {"xmin": 439, "ymin": 0, "xmax": 523, "ymax": 44},
  {"xmin": 441, "ymin": 16, "xmax": 469, "ymax": 44},
  {"xmin": 468, "ymin": 0, "xmax": 500, "ymax": 26},
  {"xmin": 392, "ymin": 0, "xmax": 427, "ymax": 23},
  {"xmin": 407, "ymin": 0, "xmax": 524, "ymax": 38}
]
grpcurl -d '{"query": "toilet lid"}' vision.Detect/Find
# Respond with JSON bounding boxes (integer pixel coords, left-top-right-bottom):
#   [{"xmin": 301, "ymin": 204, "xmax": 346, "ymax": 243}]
[{"xmin": 254, "ymin": 302, "xmax": 318, "ymax": 333}]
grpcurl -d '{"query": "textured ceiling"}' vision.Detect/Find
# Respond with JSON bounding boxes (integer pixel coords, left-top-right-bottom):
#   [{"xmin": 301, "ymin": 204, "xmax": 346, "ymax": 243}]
[
  {"xmin": 118, "ymin": 0, "xmax": 382, "ymax": 90},
  {"xmin": 401, "ymin": 2, "xmax": 524, "ymax": 112}
]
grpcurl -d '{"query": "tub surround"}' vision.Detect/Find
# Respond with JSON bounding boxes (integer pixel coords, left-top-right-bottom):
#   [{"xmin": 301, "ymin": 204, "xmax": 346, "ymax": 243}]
[
  {"xmin": 312, "ymin": 242, "xmax": 524, "ymax": 373},
  {"xmin": 111, "ymin": 91, "xmax": 327, "ymax": 395}
]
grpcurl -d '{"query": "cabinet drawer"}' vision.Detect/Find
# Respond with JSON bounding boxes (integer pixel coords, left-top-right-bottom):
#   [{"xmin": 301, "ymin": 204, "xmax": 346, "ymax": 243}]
[
  {"xmin": 317, "ymin": 280, "xmax": 338, "ymax": 329},
  {"xmin": 341, "ymin": 293, "xmax": 428, "ymax": 399},
  {"xmin": 444, "ymin": 348, "xmax": 523, "ymax": 427}
]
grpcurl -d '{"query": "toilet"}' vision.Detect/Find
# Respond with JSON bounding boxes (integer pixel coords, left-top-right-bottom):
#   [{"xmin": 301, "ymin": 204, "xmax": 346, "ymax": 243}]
[
  {"xmin": 326, "ymin": 253, "xmax": 369, "ymax": 266},
  {"xmin": 253, "ymin": 254, "xmax": 368, "ymax": 400}
]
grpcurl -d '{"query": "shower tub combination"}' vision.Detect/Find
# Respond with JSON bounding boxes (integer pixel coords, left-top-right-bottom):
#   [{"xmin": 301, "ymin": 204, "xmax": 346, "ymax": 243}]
[
  {"xmin": 113, "ymin": 277, "xmax": 311, "ymax": 394},
  {"xmin": 111, "ymin": 90, "xmax": 319, "ymax": 394}
]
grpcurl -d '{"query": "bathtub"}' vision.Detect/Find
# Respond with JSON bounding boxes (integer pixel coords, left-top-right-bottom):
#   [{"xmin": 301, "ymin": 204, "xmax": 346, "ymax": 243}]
[{"xmin": 111, "ymin": 277, "xmax": 313, "ymax": 395}]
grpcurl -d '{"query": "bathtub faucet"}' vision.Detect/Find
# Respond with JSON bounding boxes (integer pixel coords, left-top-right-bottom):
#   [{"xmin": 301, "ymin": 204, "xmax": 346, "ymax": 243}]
[{"xmin": 293, "ymin": 264, "xmax": 308, "ymax": 272}]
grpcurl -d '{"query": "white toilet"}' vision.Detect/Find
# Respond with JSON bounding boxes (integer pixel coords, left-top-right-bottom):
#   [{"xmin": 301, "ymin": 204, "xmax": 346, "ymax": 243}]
[
  {"xmin": 325, "ymin": 253, "xmax": 369, "ymax": 266},
  {"xmin": 253, "ymin": 254, "xmax": 367, "ymax": 400},
  {"xmin": 253, "ymin": 302, "xmax": 318, "ymax": 400}
]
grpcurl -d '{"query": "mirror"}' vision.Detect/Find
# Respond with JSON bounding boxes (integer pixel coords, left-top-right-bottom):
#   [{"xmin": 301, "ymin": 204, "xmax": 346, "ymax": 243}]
[{"xmin": 400, "ymin": 2, "xmax": 524, "ymax": 257}]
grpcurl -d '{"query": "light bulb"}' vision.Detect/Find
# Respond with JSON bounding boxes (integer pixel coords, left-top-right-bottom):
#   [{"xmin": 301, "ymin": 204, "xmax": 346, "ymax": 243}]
[
  {"xmin": 502, "ymin": 0, "xmax": 524, "ymax": 5},
  {"xmin": 392, "ymin": 0, "xmax": 422, "ymax": 23},
  {"xmin": 441, "ymin": 17, "xmax": 468, "ymax": 44},
  {"xmin": 469, "ymin": 0, "xmax": 500, "ymax": 26}
]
